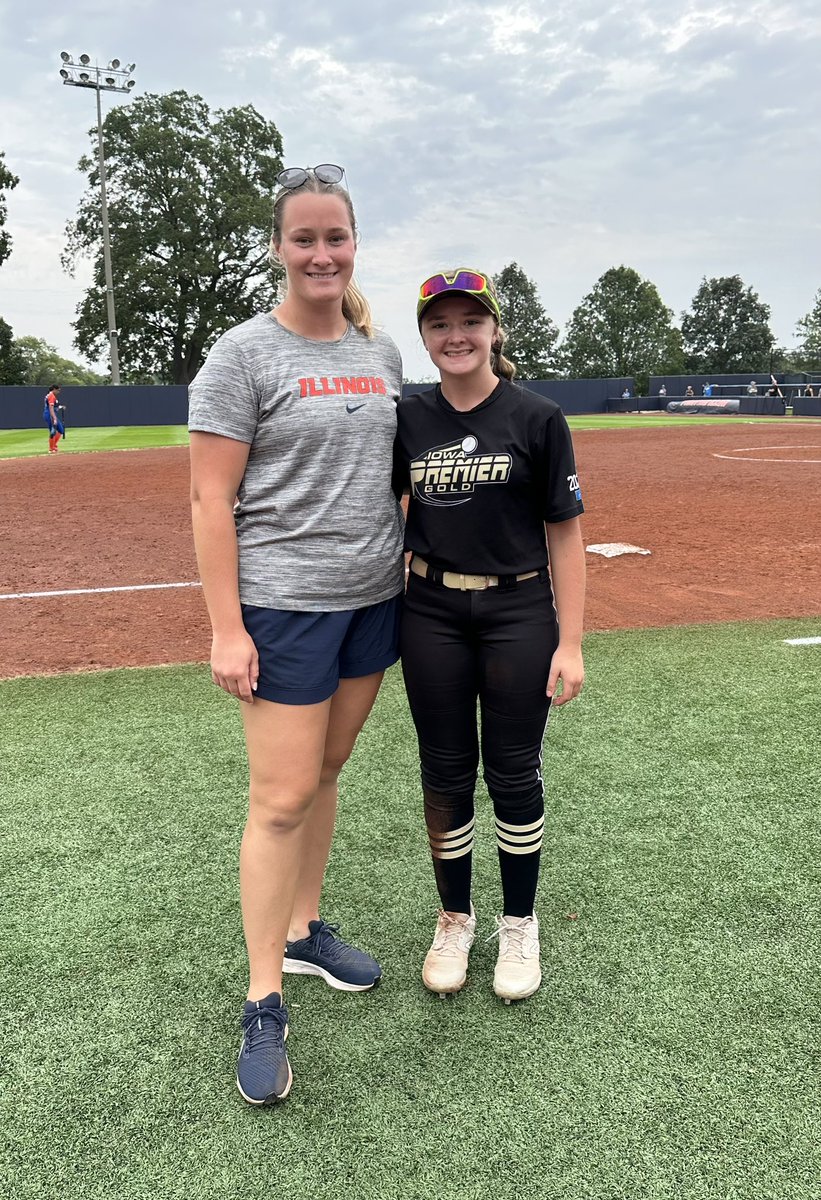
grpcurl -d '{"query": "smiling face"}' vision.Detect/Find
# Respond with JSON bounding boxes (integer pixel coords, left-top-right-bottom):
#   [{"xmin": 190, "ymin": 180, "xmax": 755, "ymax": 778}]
[
  {"xmin": 420, "ymin": 294, "xmax": 499, "ymax": 381},
  {"xmin": 273, "ymin": 191, "xmax": 356, "ymax": 309}
]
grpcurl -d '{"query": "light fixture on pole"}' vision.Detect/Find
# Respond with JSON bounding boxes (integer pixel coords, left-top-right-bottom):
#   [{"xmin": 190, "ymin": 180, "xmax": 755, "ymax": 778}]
[{"xmin": 59, "ymin": 53, "xmax": 137, "ymax": 385}]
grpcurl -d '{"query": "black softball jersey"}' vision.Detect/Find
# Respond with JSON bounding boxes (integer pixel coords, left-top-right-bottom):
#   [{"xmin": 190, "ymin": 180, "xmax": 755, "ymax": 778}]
[{"xmin": 394, "ymin": 379, "xmax": 584, "ymax": 575}]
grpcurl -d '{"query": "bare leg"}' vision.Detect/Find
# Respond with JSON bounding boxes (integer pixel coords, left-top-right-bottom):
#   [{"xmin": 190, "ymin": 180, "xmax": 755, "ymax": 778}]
[
  {"xmin": 239, "ymin": 697, "xmax": 331, "ymax": 1001},
  {"xmin": 288, "ymin": 672, "xmax": 385, "ymax": 939}
]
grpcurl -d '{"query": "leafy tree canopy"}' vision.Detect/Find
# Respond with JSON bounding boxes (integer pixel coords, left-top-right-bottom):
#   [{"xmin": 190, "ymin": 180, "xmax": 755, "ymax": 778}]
[
  {"xmin": 681, "ymin": 275, "xmax": 774, "ymax": 374},
  {"xmin": 0, "ymin": 317, "xmax": 26, "ymax": 384},
  {"xmin": 559, "ymin": 265, "xmax": 683, "ymax": 392},
  {"xmin": 0, "ymin": 150, "xmax": 20, "ymax": 269},
  {"xmin": 14, "ymin": 335, "xmax": 107, "ymax": 386},
  {"xmin": 63, "ymin": 90, "xmax": 284, "ymax": 384},
  {"xmin": 491, "ymin": 262, "xmax": 559, "ymax": 379},
  {"xmin": 792, "ymin": 289, "xmax": 821, "ymax": 372}
]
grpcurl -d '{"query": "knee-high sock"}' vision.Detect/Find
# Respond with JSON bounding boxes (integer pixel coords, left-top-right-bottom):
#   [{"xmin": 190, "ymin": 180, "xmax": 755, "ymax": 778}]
[
  {"xmin": 424, "ymin": 788, "xmax": 475, "ymax": 914},
  {"xmin": 493, "ymin": 794, "xmax": 545, "ymax": 918}
]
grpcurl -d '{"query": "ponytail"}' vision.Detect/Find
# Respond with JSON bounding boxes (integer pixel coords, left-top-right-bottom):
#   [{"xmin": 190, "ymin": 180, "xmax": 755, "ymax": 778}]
[
  {"xmin": 491, "ymin": 326, "xmax": 517, "ymax": 380},
  {"xmin": 342, "ymin": 278, "xmax": 375, "ymax": 339}
]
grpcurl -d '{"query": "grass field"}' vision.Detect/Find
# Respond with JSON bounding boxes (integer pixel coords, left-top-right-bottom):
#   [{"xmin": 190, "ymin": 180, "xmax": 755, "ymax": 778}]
[
  {"xmin": 3, "ymin": 619, "xmax": 818, "ymax": 1200},
  {"xmin": 1, "ymin": 413, "xmax": 817, "ymax": 459},
  {"xmin": 0, "ymin": 425, "xmax": 191, "ymax": 458}
]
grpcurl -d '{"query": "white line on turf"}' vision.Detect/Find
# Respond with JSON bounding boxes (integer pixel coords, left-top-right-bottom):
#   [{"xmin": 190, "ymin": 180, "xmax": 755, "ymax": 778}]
[
  {"xmin": 783, "ymin": 636, "xmax": 821, "ymax": 645},
  {"xmin": 0, "ymin": 582, "xmax": 202, "ymax": 601},
  {"xmin": 713, "ymin": 444, "xmax": 821, "ymax": 463}
]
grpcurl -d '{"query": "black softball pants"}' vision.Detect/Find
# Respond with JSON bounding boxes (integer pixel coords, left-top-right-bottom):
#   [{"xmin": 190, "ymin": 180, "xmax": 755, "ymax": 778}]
[{"xmin": 400, "ymin": 568, "xmax": 559, "ymax": 917}]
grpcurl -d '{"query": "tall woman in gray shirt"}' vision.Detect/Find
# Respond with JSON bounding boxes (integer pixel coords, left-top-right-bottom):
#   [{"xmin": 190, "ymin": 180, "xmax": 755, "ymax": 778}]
[{"xmin": 188, "ymin": 165, "xmax": 404, "ymax": 1105}]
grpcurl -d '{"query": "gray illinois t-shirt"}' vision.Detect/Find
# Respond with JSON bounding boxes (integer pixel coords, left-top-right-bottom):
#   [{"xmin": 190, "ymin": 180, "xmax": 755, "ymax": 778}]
[{"xmin": 188, "ymin": 312, "xmax": 405, "ymax": 611}]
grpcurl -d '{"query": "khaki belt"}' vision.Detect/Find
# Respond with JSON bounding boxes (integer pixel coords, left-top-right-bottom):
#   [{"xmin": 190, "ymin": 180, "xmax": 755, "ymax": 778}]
[{"xmin": 410, "ymin": 556, "xmax": 540, "ymax": 591}]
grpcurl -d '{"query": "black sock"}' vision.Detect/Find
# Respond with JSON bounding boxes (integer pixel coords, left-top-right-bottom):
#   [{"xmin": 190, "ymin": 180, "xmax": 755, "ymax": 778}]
[
  {"xmin": 423, "ymin": 788, "xmax": 475, "ymax": 913},
  {"xmin": 494, "ymin": 796, "xmax": 544, "ymax": 918}
]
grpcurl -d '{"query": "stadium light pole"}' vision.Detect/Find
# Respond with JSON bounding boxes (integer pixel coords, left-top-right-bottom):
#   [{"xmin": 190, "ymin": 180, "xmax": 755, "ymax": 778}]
[{"xmin": 59, "ymin": 52, "xmax": 137, "ymax": 385}]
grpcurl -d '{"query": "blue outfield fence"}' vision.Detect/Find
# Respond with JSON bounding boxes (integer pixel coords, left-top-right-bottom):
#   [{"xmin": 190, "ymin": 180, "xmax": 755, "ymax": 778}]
[
  {"xmin": 0, "ymin": 385, "xmax": 189, "ymax": 430},
  {"xmin": 2, "ymin": 379, "xmax": 633, "ymax": 428},
  {"xmin": 5, "ymin": 374, "xmax": 815, "ymax": 430}
]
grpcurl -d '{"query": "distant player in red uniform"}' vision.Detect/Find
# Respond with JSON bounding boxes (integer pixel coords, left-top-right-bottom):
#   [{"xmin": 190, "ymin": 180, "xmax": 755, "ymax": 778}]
[{"xmin": 43, "ymin": 384, "xmax": 64, "ymax": 453}]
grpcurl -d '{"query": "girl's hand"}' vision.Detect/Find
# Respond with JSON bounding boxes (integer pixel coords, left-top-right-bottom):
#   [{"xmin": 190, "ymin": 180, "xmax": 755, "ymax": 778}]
[
  {"xmin": 547, "ymin": 645, "xmax": 584, "ymax": 707},
  {"xmin": 211, "ymin": 630, "xmax": 259, "ymax": 703}
]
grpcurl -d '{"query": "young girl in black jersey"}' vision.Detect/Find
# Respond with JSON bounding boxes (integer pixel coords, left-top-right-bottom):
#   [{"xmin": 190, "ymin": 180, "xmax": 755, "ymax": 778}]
[{"xmin": 394, "ymin": 269, "xmax": 586, "ymax": 1003}]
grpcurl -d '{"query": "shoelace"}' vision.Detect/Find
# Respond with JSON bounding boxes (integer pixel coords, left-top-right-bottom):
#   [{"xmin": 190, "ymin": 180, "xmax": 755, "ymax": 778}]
[
  {"xmin": 305, "ymin": 921, "xmax": 348, "ymax": 959},
  {"xmin": 433, "ymin": 911, "xmax": 472, "ymax": 956},
  {"xmin": 486, "ymin": 918, "xmax": 534, "ymax": 962},
  {"xmin": 240, "ymin": 1003, "xmax": 287, "ymax": 1051}
]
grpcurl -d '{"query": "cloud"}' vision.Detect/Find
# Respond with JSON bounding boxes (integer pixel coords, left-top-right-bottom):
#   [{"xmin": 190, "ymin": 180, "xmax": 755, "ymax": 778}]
[{"xmin": 1, "ymin": 0, "xmax": 819, "ymax": 379}]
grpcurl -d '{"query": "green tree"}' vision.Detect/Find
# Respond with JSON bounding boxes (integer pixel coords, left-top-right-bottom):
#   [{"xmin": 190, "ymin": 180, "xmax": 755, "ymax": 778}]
[
  {"xmin": 0, "ymin": 151, "xmax": 19, "ymax": 269},
  {"xmin": 681, "ymin": 275, "xmax": 774, "ymax": 374},
  {"xmin": 63, "ymin": 91, "xmax": 284, "ymax": 384},
  {"xmin": 14, "ymin": 335, "xmax": 107, "ymax": 386},
  {"xmin": 0, "ymin": 317, "xmax": 26, "ymax": 384},
  {"xmin": 792, "ymin": 289, "xmax": 821, "ymax": 372},
  {"xmin": 559, "ymin": 266, "xmax": 683, "ymax": 392},
  {"xmin": 491, "ymin": 262, "xmax": 559, "ymax": 379}
]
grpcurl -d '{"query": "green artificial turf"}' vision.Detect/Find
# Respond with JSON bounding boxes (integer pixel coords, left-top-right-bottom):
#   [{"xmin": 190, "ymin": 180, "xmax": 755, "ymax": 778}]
[
  {"xmin": 2, "ymin": 414, "xmax": 817, "ymax": 459},
  {"xmin": 0, "ymin": 425, "xmax": 190, "ymax": 459},
  {"xmin": 566, "ymin": 414, "xmax": 820, "ymax": 431},
  {"xmin": 2, "ymin": 620, "xmax": 819, "ymax": 1199}
]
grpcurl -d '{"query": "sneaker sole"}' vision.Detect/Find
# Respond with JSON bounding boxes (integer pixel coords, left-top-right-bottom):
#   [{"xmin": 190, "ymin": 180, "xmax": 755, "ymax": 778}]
[
  {"xmin": 236, "ymin": 1024, "xmax": 292, "ymax": 1104},
  {"xmin": 282, "ymin": 959, "xmax": 380, "ymax": 991},
  {"xmin": 236, "ymin": 1061, "xmax": 293, "ymax": 1105}
]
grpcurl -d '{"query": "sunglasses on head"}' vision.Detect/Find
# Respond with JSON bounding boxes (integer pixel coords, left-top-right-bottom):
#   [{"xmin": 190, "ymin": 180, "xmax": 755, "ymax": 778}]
[
  {"xmin": 276, "ymin": 163, "xmax": 345, "ymax": 189},
  {"xmin": 417, "ymin": 269, "xmax": 500, "ymax": 322}
]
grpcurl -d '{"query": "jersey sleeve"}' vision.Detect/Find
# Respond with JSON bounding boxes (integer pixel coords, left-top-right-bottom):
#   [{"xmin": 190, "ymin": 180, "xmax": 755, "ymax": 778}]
[
  {"xmin": 536, "ymin": 408, "xmax": 584, "ymax": 522},
  {"xmin": 187, "ymin": 332, "xmax": 260, "ymax": 444}
]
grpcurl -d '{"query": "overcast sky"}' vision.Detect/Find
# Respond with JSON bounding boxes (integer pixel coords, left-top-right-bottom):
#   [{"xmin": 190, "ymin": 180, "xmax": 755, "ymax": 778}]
[{"xmin": 1, "ymin": 0, "xmax": 819, "ymax": 381}]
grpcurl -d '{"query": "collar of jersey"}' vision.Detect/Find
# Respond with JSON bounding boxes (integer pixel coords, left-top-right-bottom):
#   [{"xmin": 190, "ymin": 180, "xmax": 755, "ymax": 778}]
[{"xmin": 435, "ymin": 378, "xmax": 506, "ymax": 415}]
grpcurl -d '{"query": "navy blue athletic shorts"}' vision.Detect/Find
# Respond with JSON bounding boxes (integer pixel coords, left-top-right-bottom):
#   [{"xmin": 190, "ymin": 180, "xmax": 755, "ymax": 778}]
[{"xmin": 241, "ymin": 593, "xmax": 403, "ymax": 705}]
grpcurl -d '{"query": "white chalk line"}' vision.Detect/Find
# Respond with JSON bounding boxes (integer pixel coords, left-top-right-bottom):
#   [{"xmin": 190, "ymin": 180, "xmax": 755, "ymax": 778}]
[
  {"xmin": 784, "ymin": 636, "xmax": 821, "ymax": 646},
  {"xmin": 0, "ymin": 581, "xmax": 202, "ymax": 601},
  {"xmin": 713, "ymin": 444, "xmax": 821, "ymax": 463}
]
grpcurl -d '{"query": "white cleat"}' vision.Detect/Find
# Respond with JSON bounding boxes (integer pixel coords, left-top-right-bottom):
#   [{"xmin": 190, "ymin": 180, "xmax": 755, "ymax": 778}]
[
  {"xmin": 422, "ymin": 906, "xmax": 476, "ymax": 997},
  {"xmin": 491, "ymin": 913, "xmax": 542, "ymax": 1003}
]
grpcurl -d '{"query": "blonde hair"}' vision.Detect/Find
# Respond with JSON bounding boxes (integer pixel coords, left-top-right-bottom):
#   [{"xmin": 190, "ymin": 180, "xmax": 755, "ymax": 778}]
[
  {"xmin": 491, "ymin": 325, "xmax": 517, "ymax": 381},
  {"xmin": 269, "ymin": 178, "xmax": 374, "ymax": 338}
]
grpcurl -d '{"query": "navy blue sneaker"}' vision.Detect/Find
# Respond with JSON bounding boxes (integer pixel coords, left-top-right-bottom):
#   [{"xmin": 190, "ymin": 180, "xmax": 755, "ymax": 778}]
[
  {"xmin": 283, "ymin": 919, "xmax": 381, "ymax": 991},
  {"xmin": 236, "ymin": 991, "xmax": 292, "ymax": 1104}
]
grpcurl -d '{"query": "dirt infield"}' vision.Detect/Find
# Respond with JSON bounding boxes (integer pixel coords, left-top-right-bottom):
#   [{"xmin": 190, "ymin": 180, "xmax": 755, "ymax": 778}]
[{"xmin": 2, "ymin": 420, "xmax": 820, "ymax": 679}]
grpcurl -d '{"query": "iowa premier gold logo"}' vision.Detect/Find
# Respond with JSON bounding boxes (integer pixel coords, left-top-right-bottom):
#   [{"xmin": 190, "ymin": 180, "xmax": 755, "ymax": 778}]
[{"xmin": 410, "ymin": 436, "xmax": 512, "ymax": 506}]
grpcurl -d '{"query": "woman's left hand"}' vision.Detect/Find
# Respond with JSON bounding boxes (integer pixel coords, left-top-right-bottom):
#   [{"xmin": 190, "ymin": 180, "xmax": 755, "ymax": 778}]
[{"xmin": 547, "ymin": 644, "xmax": 584, "ymax": 706}]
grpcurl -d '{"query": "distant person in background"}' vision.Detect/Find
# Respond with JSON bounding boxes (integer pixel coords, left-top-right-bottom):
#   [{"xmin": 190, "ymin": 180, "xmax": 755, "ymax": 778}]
[
  {"xmin": 684, "ymin": 385, "xmax": 695, "ymax": 397},
  {"xmin": 804, "ymin": 385, "xmax": 815, "ymax": 397},
  {"xmin": 621, "ymin": 387, "xmax": 631, "ymax": 400},
  {"xmin": 702, "ymin": 382, "xmax": 713, "ymax": 397},
  {"xmin": 658, "ymin": 384, "xmax": 667, "ymax": 399},
  {"xmin": 43, "ymin": 384, "xmax": 64, "ymax": 453},
  {"xmin": 746, "ymin": 381, "xmax": 759, "ymax": 396},
  {"xmin": 767, "ymin": 383, "xmax": 779, "ymax": 397}
]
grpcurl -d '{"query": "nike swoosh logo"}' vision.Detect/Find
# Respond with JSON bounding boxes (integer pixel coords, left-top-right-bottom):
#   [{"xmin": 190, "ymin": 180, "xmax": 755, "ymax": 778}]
[{"xmin": 346, "ymin": 402, "xmax": 366, "ymax": 413}]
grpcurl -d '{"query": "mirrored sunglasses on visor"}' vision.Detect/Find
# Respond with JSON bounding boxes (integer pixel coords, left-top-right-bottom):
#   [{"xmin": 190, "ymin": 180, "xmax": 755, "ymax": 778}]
[
  {"xmin": 276, "ymin": 163, "xmax": 344, "ymax": 189},
  {"xmin": 417, "ymin": 269, "xmax": 501, "ymax": 324}
]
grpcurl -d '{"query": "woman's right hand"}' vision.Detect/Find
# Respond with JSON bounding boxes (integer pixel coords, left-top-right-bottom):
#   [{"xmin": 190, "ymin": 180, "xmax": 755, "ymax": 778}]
[{"xmin": 210, "ymin": 630, "xmax": 259, "ymax": 703}]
